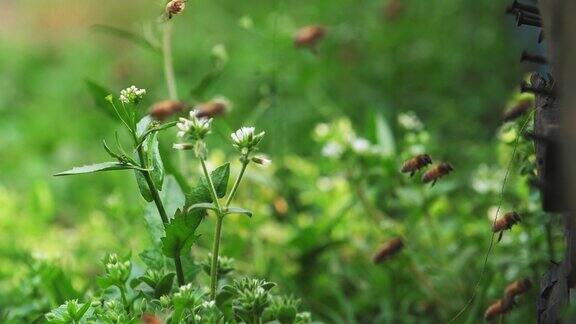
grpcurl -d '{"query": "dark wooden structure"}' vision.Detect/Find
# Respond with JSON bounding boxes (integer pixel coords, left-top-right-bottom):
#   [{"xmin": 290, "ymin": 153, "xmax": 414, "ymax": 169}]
[{"xmin": 519, "ymin": 1, "xmax": 576, "ymax": 322}]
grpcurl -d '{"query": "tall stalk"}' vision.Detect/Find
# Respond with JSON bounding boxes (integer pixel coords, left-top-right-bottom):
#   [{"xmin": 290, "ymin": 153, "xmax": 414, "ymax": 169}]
[{"xmin": 162, "ymin": 22, "xmax": 178, "ymax": 100}]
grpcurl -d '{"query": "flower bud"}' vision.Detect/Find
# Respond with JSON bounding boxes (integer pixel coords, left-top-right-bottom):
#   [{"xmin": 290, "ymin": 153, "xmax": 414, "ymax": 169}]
[
  {"xmin": 252, "ymin": 155, "xmax": 271, "ymax": 167},
  {"xmin": 166, "ymin": 0, "xmax": 186, "ymax": 19},
  {"xmin": 149, "ymin": 100, "xmax": 185, "ymax": 120},
  {"xmin": 231, "ymin": 127, "xmax": 265, "ymax": 153},
  {"xmin": 294, "ymin": 25, "xmax": 326, "ymax": 48}
]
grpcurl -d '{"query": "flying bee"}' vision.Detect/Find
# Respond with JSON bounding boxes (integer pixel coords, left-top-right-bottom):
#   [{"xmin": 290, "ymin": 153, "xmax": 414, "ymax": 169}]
[
  {"xmin": 503, "ymin": 278, "xmax": 531, "ymax": 307},
  {"xmin": 149, "ymin": 100, "xmax": 185, "ymax": 121},
  {"xmin": 492, "ymin": 211, "xmax": 521, "ymax": 242},
  {"xmin": 373, "ymin": 237, "xmax": 404, "ymax": 264},
  {"xmin": 502, "ymin": 98, "xmax": 533, "ymax": 122},
  {"xmin": 421, "ymin": 162, "xmax": 453, "ymax": 186},
  {"xmin": 294, "ymin": 25, "xmax": 327, "ymax": 49},
  {"xmin": 195, "ymin": 98, "xmax": 230, "ymax": 119},
  {"xmin": 401, "ymin": 154, "xmax": 432, "ymax": 177},
  {"xmin": 484, "ymin": 299, "xmax": 509, "ymax": 322}
]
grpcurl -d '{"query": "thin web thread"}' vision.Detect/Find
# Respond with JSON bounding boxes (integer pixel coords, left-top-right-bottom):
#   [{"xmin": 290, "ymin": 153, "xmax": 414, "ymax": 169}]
[{"xmin": 448, "ymin": 113, "xmax": 533, "ymax": 323}]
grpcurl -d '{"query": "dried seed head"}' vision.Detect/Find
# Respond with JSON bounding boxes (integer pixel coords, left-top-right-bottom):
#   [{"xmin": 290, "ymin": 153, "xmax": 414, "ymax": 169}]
[
  {"xmin": 373, "ymin": 237, "xmax": 404, "ymax": 264},
  {"xmin": 294, "ymin": 25, "xmax": 327, "ymax": 48},
  {"xmin": 166, "ymin": 0, "xmax": 186, "ymax": 19},
  {"xmin": 195, "ymin": 98, "xmax": 231, "ymax": 119},
  {"xmin": 149, "ymin": 99, "xmax": 185, "ymax": 120}
]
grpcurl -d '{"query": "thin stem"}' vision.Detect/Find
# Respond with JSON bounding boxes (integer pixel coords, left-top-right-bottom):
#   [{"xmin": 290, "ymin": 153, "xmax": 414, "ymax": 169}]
[
  {"xmin": 200, "ymin": 159, "xmax": 223, "ymax": 211},
  {"xmin": 163, "ymin": 22, "xmax": 178, "ymax": 100},
  {"xmin": 225, "ymin": 161, "xmax": 249, "ymax": 207},
  {"xmin": 210, "ymin": 215, "xmax": 224, "ymax": 300},
  {"xmin": 136, "ymin": 142, "xmax": 185, "ymax": 286}
]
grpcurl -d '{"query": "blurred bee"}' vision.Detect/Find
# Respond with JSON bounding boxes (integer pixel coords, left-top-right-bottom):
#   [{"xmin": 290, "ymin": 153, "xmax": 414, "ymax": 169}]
[
  {"xmin": 484, "ymin": 299, "xmax": 509, "ymax": 322},
  {"xmin": 141, "ymin": 313, "xmax": 162, "ymax": 324},
  {"xmin": 401, "ymin": 154, "xmax": 432, "ymax": 177},
  {"xmin": 421, "ymin": 162, "xmax": 453, "ymax": 186},
  {"xmin": 382, "ymin": 0, "xmax": 406, "ymax": 22},
  {"xmin": 149, "ymin": 100, "xmax": 185, "ymax": 121},
  {"xmin": 195, "ymin": 98, "xmax": 230, "ymax": 119},
  {"xmin": 373, "ymin": 237, "xmax": 404, "ymax": 264},
  {"xmin": 294, "ymin": 25, "xmax": 327, "ymax": 49},
  {"xmin": 504, "ymin": 278, "xmax": 531, "ymax": 306},
  {"xmin": 502, "ymin": 98, "xmax": 533, "ymax": 122},
  {"xmin": 492, "ymin": 211, "xmax": 521, "ymax": 242}
]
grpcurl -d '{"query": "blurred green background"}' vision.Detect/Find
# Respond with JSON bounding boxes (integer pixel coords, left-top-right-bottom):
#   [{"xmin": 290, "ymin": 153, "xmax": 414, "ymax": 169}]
[{"xmin": 0, "ymin": 0, "xmax": 555, "ymax": 322}]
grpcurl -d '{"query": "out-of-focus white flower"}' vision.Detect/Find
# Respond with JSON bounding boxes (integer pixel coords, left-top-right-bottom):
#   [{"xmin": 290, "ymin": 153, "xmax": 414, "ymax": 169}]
[
  {"xmin": 238, "ymin": 15, "xmax": 254, "ymax": 30},
  {"xmin": 252, "ymin": 155, "xmax": 272, "ymax": 167},
  {"xmin": 119, "ymin": 85, "xmax": 146, "ymax": 104},
  {"xmin": 176, "ymin": 110, "xmax": 213, "ymax": 141},
  {"xmin": 231, "ymin": 127, "xmax": 265, "ymax": 152},
  {"xmin": 351, "ymin": 137, "xmax": 371, "ymax": 154},
  {"xmin": 471, "ymin": 164, "xmax": 505, "ymax": 194},
  {"xmin": 322, "ymin": 141, "xmax": 343, "ymax": 158},
  {"xmin": 398, "ymin": 111, "xmax": 423, "ymax": 131},
  {"xmin": 211, "ymin": 44, "xmax": 228, "ymax": 66},
  {"xmin": 313, "ymin": 123, "xmax": 330, "ymax": 140}
]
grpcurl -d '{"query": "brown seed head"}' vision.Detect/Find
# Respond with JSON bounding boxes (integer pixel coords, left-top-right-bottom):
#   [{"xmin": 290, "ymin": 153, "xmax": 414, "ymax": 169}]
[
  {"xmin": 166, "ymin": 0, "xmax": 186, "ymax": 19},
  {"xmin": 294, "ymin": 25, "xmax": 327, "ymax": 48},
  {"xmin": 149, "ymin": 100, "xmax": 185, "ymax": 120},
  {"xmin": 373, "ymin": 237, "xmax": 404, "ymax": 264}
]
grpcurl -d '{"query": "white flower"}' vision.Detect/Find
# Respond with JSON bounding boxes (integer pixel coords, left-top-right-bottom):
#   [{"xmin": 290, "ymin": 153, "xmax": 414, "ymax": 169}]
[
  {"xmin": 172, "ymin": 143, "xmax": 193, "ymax": 151},
  {"xmin": 398, "ymin": 111, "xmax": 423, "ymax": 131},
  {"xmin": 231, "ymin": 127, "xmax": 265, "ymax": 151},
  {"xmin": 176, "ymin": 110, "xmax": 213, "ymax": 141},
  {"xmin": 351, "ymin": 137, "xmax": 371, "ymax": 154},
  {"xmin": 119, "ymin": 85, "xmax": 146, "ymax": 104},
  {"xmin": 202, "ymin": 300, "xmax": 215, "ymax": 309},
  {"xmin": 322, "ymin": 141, "xmax": 343, "ymax": 158},
  {"xmin": 251, "ymin": 155, "xmax": 272, "ymax": 166},
  {"xmin": 313, "ymin": 123, "xmax": 330, "ymax": 140}
]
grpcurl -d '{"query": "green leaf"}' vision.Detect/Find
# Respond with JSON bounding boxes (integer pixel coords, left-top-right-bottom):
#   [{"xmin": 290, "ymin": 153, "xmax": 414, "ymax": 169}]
[
  {"xmin": 145, "ymin": 132, "xmax": 165, "ymax": 191},
  {"xmin": 224, "ymin": 207, "xmax": 253, "ymax": 218},
  {"xmin": 154, "ymin": 273, "xmax": 176, "ymax": 298},
  {"xmin": 188, "ymin": 202, "xmax": 218, "ymax": 213},
  {"xmin": 90, "ymin": 24, "xmax": 159, "ymax": 53},
  {"xmin": 85, "ymin": 79, "xmax": 116, "ymax": 119},
  {"xmin": 54, "ymin": 162, "xmax": 134, "ymax": 176},
  {"xmin": 374, "ymin": 112, "xmax": 395, "ymax": 156},
  {"xmin": 136, "ymin": 116, "xmax": 153, "ymax": 137},
  {"xmin": 161, "ymin": 209, "xmax": 203, "ymax": 258},
  {"xmin": 203, "ymin": 163, "xmax": 231, "ymax": 198},
  {"xmin": 135, "ymin": 171, "xmax": 153, "ymax": 202},
  {"xmin": 144, "ymin": 176, "xmax": 186, "ymax": 245}
]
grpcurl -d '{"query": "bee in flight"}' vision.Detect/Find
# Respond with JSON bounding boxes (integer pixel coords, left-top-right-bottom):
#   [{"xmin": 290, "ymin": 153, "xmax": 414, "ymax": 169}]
[
  {"xmin": 401, "ymin": 154, "xmax": 432, "ymax": 177},
  {"xmin": 373, "ymin": 237, "xmax": 404, "ymax": 264},
  {"xmin": 422, "ymin": 162, "xmax": 453, "ymax": 186},
  {"xmin": 504, "ymin": 278, "xmax": 531, "ymax": 306},
  {"xmin": 492, "ymin": 211, "xmax": 521, "ymax": 242}
]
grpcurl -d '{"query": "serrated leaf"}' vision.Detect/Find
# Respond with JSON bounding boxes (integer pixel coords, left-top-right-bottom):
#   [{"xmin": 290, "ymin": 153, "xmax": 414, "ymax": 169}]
[
  {"xmin": 154, "ymin": 273, "xmax": 176, "ymax": 298},
  {"xmin": 161, "ymin": 209, "xmax": 202, "ymax": 258},
  {"xmin": 210, "ymin": 163, "xmax": 230, "ymax": 198},
  {"xmin": 224, "ymin": 207, "xmax": 252, "ymax": 218},
  {"xmin": 54, "ymin": 162, "xmax": 134, "ymax": 176},
  {"xmin": 145, "ymin": 132, "xmax": 164, "ymax": 191},
  {"xmin": 91, "ymin": 24, "xmax": 159, "ymax": 53},
  {"xmin": 144, "ymin": 176, "xmax": 185, "ymax": 245},
  {"xmin": 85, "ymin": 79, "xmax": 116, "ymax": 119}
]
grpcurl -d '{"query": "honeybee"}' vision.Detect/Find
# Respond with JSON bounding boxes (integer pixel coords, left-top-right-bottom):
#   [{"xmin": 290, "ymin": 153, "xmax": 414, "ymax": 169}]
[
  {"xmin": 503, "ymin": 278, "xmax": 531, "ymax": 305},
  {"xmin": 294, "ymin": 25, "xmax": 326, "ymax": 48},
  {"xmin": 492, "ymin": 211, "xmax": 521, "ymax": 242},
  {"xmin": 401, "ymin": 154, "xmax": 432, "ymax": 177},
  {"xmin": 421, "ymin": 163, "xmax": 453, "ymax": 186},
  {"xmin": 502, "ymin": 98, "xmax": 533, "ymax": 122},
  {"xmin": 373, "ymin": 237, "xmax": 404, "ymax": 264},
  {"xmin": 484, "ymin": 299, "xmax": 506, "ymax": 321},
  {"xmin": 149, "ymin": 100, "xmax": 185, "ymax": 120},
  {"xmin": 195, "ymin": 99, "xmax": 230, "ymax": 119},
  {"xmin": 141, "ymin": 313, "xmax": 162, "ymax": 324}
]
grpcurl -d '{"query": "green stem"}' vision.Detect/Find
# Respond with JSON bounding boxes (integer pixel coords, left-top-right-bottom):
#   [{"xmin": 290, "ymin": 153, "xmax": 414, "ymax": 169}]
[
  {"xmin": 136, "ymin": 144, "xmax": 185, "ymax": 286},
  {"xmin": 163, "ymin": 22, "xmax": 178, "ymax": 100},
  {"xmin": 225, "ymin": 161, "xmax": 249, "ymax": 207},
  {"xmin": 200, "ymin": 159, "xmax": 223, "ymax": 211},
  {"xmin": 210, "ymin": 215, "xmax": 224, "ymax": 300}
]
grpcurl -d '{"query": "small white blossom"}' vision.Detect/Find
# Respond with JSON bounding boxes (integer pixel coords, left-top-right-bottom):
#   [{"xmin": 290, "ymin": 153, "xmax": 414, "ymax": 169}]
[
  {"xmin": 251, "ymin": 155, "xmax": 272, "ymax": 167},
  {"xmin": 351, "ymin": 137, "xmax": 371, "ymax": 154},
  {"xmin": 119, "ymin": 85, "xmax": 146, "ymax": 104},
  {"xmin": 313, "ymin": 123, "xmax": 330, "ymax": 140},
  {"xmin": 176, "ymin": 110, "xmax": 213, "ymax": 141},
  {"xmin": 398, "ymin": 111, "xmax": 423, "ymax": 131},
  {"xmin": 231, "ymin": 127, "xmax": 265, "ymax": 152},
  {"xmin": 322, "ymin": 141, "xmax": 343, "ymax": 158},
  {"xmin": 172, "ymin": 143, "xmax": 193, "ymax": 151}
]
